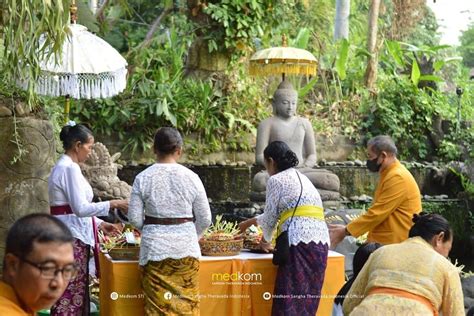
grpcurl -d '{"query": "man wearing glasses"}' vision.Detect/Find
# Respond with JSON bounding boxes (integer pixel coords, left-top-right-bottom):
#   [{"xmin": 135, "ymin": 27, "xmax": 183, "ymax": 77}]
[{"xmin": 1, "ymin": 213, "xmax": 76, "ymax": 315}]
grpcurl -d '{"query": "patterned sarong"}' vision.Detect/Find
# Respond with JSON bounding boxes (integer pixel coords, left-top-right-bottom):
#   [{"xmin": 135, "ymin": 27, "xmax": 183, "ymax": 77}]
[
  {"xmin": 142, "ymin": 257, "xmax": 200, "ymax": 316},
  {"xmin": 271, "ymin": 241, "xmax": 329, "ymax": 316},
  {"xmin": 51, "ymin": 238, "xmax": 90, "ymax": 316}
]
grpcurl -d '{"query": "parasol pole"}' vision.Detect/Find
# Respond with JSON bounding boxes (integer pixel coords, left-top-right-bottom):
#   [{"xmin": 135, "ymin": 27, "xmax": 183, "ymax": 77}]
[
  {"xmin": 64, "ymin": 0, "xmax": 78, "ymax": 123},
  {"xmin": 64, "ymin": 95, "xmax": 71, "ymax": 124},
  {"xmin": 70, "ymin": 0, "xmax": 78, "ymax": 24},
  {"xmin": 281, "ymin": 34, "xmax": 287, "ymax": 82}
]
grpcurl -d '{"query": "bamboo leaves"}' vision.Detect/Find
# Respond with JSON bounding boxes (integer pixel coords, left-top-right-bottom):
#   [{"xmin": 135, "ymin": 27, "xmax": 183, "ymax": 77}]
[{"xmin": 1, "ymin": 0, "xmax": 69, "ymax": 103}]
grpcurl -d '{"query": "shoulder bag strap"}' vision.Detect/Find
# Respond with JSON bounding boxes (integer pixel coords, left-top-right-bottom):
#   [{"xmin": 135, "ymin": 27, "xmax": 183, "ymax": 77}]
[{"xmin": 287, "ymin": 170, "xmax": 304, "ymax": 231}]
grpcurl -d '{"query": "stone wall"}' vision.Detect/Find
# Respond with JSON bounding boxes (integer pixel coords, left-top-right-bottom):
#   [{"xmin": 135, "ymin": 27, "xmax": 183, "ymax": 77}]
[
  {"xmin": 118, "ymin": 163, "xmax": 448, "ymax": 203},
  {"xmin": 0, "ymin": 117, "xmax": 55, "ymax": 268},
  {"xmin": 97, "ymin": 133, "xmax": 359, "ymax": 165}
]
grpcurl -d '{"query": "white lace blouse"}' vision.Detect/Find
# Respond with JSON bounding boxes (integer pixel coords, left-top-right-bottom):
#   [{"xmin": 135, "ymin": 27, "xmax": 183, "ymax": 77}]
[
  {"xmin": 48, "ymin": 154, "xmax": 109, "ymax": 247},
  {"xmin": 256, "ymin": 168, "xmax": 330, "ymax": 247},
  {"xmin": 129, "ymin": 163, "xmax": 212, "ymax": 266}
]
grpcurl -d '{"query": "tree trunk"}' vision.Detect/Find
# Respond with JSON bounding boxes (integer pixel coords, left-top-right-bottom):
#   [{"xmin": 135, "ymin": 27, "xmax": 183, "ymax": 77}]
[
  {"xmin": 184, "ymin": 38, "xmax": 230, "ymax": 79},
  {"xmin": 140, "ymin": 8, "xmax": 173, "ymax": 49},
  {"xmin": 185, "ymin": 1, "xmax": 231, "ymax": 79},
  {"xmin": 364, "ymin": 0, "xmax": 381, "ymax": 89},
  {"xmin": 334, "ymin": 0, "xmax": 350, "ymax": 41}
]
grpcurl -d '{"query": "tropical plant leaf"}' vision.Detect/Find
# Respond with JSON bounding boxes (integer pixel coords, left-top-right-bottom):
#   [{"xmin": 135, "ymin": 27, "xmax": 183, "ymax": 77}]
[
  {"xmin": 385, "ymin": 40, "xmax": 404, "ymax": 67},
  {"xmin": 419, "ymin": 75, "xmax": 443, "ymax": 82},
  {"xmin": 224, "ymin": 112, "xmax": 236, "ymax": 130},
  {"xmin": 433, "ymin": 60, "xmax": 445, "ymax": 72},
  {"xmin": 411, "ymin": 60, "xmax": 420, "ymax": 86},
  {"xmin": 335, "ymin": 38, "xmax": 349, "ymax": 80},
  {"xmin": 298, "ymin": 77, "xmax": 318, "ymax": 98},
  {"xmin": 77, "ymin": 0, "xmax": 99, "ymax": 33},
  {"xmin": 292, "ymin": 28, "xmax": 310, "ymax": 49}
]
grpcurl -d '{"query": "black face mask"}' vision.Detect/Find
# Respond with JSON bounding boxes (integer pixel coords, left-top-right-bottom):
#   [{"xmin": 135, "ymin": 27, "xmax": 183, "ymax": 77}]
[{"xmin": 366, "ymin": 156, "xmax": 382, "ymax": 172}]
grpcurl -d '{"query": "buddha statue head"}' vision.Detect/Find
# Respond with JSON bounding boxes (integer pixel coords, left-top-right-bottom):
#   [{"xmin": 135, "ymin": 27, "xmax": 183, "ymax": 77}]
[{"xmin": 272, "ymin": 80, "xmax": 298, "ymax": 119}]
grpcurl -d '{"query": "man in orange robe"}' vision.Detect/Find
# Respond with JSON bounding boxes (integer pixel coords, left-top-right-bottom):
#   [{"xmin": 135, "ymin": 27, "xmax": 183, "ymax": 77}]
[{"xmin": 330, "ymin": 135, "xmax": 422, "ymax": 246}]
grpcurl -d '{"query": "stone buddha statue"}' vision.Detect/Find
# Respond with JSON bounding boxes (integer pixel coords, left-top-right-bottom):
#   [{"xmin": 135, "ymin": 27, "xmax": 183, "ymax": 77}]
[{"xmin": 251, "ymin": 80, "xmax": 340, "ymax": 202}]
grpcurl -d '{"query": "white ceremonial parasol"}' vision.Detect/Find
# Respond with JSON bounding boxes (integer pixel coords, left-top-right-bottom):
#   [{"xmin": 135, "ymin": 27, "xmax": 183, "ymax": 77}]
[
  {"xmin": 20, "ymin": 0, "xmax": 127, "ymax": 121},
  {"xmin": 35, "ymin": 23, "xmax": 127, "ymax": 100}
]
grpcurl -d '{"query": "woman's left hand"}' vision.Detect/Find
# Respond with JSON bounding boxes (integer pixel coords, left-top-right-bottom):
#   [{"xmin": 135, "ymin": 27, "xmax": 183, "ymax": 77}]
[
  {"xmin": 99, "ymin": 222, "xmax": 123, "ymax": 236},
  {"xmin": 328, "ymin": 224, "xmax": 347, "ymax": 250},
  {"xmin": 260, "ymin": 239, "xmax": 273, "ymax": 253},
  {"xmin": 238, "ymin": 217, "xmax": 258, "ymax": 234}
]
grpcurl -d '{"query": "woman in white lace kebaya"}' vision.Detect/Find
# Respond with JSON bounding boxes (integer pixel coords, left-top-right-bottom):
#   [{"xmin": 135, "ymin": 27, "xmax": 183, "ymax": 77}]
[
  {"xmin": 129, "ymin": 127, "xmax": 211, "ymax": 316},
  {"xmin": 240, "ymin": 141, "xmax": 330, "ymax": 316}
]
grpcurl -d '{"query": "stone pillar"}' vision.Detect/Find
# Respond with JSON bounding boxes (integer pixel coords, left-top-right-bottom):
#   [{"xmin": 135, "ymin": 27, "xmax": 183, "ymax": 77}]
[{"xmin": 0, "ymin": 117, "xmax": 55, "ymax": 269}]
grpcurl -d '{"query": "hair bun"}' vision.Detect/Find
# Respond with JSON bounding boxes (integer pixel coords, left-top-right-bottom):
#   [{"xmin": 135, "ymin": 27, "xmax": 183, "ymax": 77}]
[
  {"xmin": 284, "ymin": 150, "xmax": 298, "ymax": 167},
  {"xmin": 59, "ymin": 125, "xmax": 71, "ymax": 142},
  {"xmin": 412, "ymin": 212, "xmax": 429, "ymax": 224}
]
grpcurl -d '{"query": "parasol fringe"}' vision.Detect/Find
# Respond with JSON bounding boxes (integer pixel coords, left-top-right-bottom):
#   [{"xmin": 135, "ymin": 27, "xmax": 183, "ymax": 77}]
[
  {"xmin": 248, "ymin": 63, "xmax": 317, "ymax": 77},
  {"xmin": 20, "ymin": 67, "xmax": 127, "ymax": 99}
]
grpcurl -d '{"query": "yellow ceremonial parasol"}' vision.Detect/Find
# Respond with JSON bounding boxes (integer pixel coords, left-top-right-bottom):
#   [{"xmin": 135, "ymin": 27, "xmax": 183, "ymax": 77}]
[{"xmin": 249, "ymin": 35, "xmax": 317, "ymax": 81}]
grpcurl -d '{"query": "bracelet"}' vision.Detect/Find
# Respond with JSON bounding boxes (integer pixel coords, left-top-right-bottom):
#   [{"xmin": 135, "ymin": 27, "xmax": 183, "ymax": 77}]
[{"xmin": 344, "ymin": 227, "xmax": 351, "ymax": 236}]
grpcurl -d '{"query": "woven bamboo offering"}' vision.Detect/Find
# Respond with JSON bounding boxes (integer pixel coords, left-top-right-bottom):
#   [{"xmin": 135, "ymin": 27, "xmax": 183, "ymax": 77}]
[
  {"xmin": 99, "ymin": 228, "xmax": 141, "ymax": 261},
  {"xmin": 108, "ymin": 246, "xmax": 140, "ymax": 261},
  {"xmin": 199, "ymin": 215, "xmax": 243, "ymax": 256},
  {"xmin": 199, "ymin": 238, "xmax": 243, "ymax": 256}
]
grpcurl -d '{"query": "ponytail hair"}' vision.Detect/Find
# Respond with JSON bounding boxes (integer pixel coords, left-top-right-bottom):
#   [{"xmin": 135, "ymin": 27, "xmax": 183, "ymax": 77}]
[
  {"xmin": 409, "ymin": 212, "xmax": 452, "ymax": 243},
  {"xmin": 263, "ymin": 141, "xmax": 299, "ymax": 172},
  {"xmin": 59, "ymin": 124, "xmax": 93, "ymax": 150}
]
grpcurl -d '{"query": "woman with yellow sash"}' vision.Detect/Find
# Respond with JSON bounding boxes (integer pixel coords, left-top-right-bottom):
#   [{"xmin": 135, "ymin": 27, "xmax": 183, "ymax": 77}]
[
  {"xmin": 343, "ymin": 213, "xmax": 464, "ymax": 315},
  {"xmin": 240, "ymin": 141, "xmax": 330, "ymax": 315}
]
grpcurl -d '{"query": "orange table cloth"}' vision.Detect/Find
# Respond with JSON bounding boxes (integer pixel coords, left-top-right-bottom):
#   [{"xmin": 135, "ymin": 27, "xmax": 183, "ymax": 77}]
[{"xmin": 99, "ymin": 250, "xmax": 345, "ymax": 316}]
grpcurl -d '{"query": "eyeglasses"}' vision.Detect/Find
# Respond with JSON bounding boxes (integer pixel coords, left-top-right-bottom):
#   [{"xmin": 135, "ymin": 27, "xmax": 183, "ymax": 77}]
[{"xmin": 19, "ymin": 257, "xmax": 78, "ymax": 281}]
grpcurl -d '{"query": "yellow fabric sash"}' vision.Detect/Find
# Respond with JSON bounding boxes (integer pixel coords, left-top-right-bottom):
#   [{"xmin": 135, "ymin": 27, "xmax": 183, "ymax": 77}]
[{"xmin": 277, "ymin": 205, "xmax": 325, "ymax": 236}]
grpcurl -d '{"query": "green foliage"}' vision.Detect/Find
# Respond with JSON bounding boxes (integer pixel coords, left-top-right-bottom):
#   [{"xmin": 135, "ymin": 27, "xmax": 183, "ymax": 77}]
[
  {"xmin": 450, "ymin": 168, "xmax": 474, "ymax": 199},
  {"xmin": 452, "ymin": 67, "xmax": 474, "ymax": 122},
  {"xmin": 1, "ymin": 0, "xmax": 69, "ymax": 104},
  {"xmin": 200, "ymin": 0, "xmax": 336, "ymax": 60},
  {"xmin": 438, "ymin": 140, "xmax": 463, "ymax": 162},
  {"xmin": 290, "ymin": 27, "xmax": 311, "ymax": 49},
  {"xmin": 2, "ymin": 0, "xmax": 470, "ymax": 165},
  {"xmin": 404, "ymin": 5, "xmax": 440, "ymax": 47},
  {"xmin": 437, "ymin": 128, "xmax": 474, "ymax": 162},
  {"xmin": 447, "ymin": 169, "xmax": 474, "ymax": 234},
  {"xmin": 100, "ymin": 1, "xmax": 179, "ymax": 53},
  {"xmin": 71, "ymin": 24, "xmax": 264, "ymax": 157},
  {"xmin": 347, "ymin": 199, "xmax": 472, "ymax": 240},
  {"xmin": 335, "ymin": 39, "xmax": 349, "ymax": 80},
  {"xmin": 459, "ymin": 23, "xmax": 474, "ymax": 68},
  {"xmin": 423, "ymin": 201, "xmax": 472, "ymax": 240},
  {"xmin": 76, "ymin": 0, "xmax": 100, "ymax": 33},
  {"xmin": 359, "ymin": 40, "xmax": 473, "ymax": 160},
  {"xmin": 203, "ymin": 0, "xmax": 272, "ymax": 53},
  {"xmin": 361, "ymin": 73, "xmax": 443, "ymax": 159}
]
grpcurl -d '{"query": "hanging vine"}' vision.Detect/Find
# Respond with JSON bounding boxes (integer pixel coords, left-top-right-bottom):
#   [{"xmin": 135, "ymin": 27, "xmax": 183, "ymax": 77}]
[{"xmin": 0, "ymin": 0, "xmax": 69, "ymax": 104}]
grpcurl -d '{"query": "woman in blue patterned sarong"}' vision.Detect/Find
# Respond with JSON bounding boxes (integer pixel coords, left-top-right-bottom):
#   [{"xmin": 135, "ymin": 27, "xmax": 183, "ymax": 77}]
[{"xmin": 240, "ymin": 141, "xmax": 330, "ymax": 316}]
